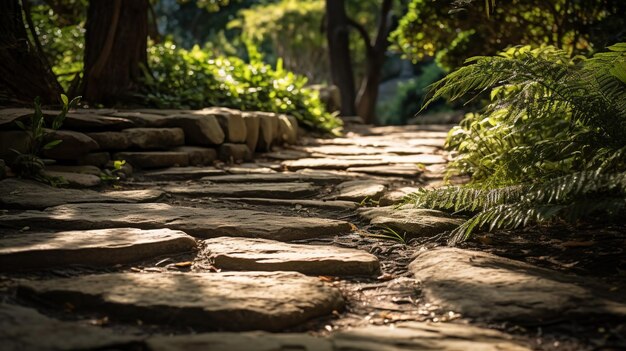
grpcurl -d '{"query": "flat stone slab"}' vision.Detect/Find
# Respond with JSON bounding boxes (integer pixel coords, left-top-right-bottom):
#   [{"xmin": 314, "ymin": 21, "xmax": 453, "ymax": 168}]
[
  {"xmin": 291, "ymin": 145, "xmax": 387, "ymax": 156},
  {"xmin": 43, "ymin": 171, "xmax": 102, "ymax": 188},
  {"xmin": 379, "ymin": 186, "xmax": 423, "ymax": 206},
  {"xmin": 409, "ymin": 248, "xmax": 626, "ymax": 325},
  {"xmin": 330, "ymin": 180, "xmax": 387, "ymax": 202},
  {"xmin": 347, "ymin": 165, "xmax": 422, "ymax": 178},
  {"xmin": 0, "ymin": 228, "xmax": 196, "ymax": 271},
  {"xmin": 17, "ymin": 272, "xmax": 344, "ymax": 331},
  {"xmin": 0, "ymin": 179, "xmax": 164, "ymax": 209},
  {"xmin": 203, "ymin": 171, "xmax": 349, "ymax": 184},
  {"xmin": 359, "ymin": 207, "xmax": 464, "ymax": 238},
  {"xmin": 318, "ymin": 154, "xmax": 447, "ymax": 165},
  {"xmin": 164, "ymin": 182, "xmax": 318, "ymax": 199},
  {"xmin": 123, "ymin": 128, "xmax": 185, "ymax": 149},
  {"xmin": 114, "ymin": 151, "xmax": 190, "ymax": 169},
  {"xmin": 1, "ymin": 203, "xmax": 352, "ymax": 241},
  {"xmin": 142, "ymin": 166, "xmax": 227, "ymax": 180},
  {"xmin": 221, "ymin": 197, "xmax": 358, "ymax": 210},
  {"xmin": 0, "ymin": 303, "xmax": 138, "ymax": 351},
  {"xmin": 204, "ymin": 237, "xmax": 380, "ymax": 276},
  {"xmin": 146, "ymin": 321, "xmax": 530, "ymax": 351},
  {"xmin": 332, "ymin": 322, "xmax": 531, "ymax": 351},
  {"xmin": 148, "ymin": 332, "xmax": 332, "ymax": 351},
  {"xmin": 282, "ymin": 158, "xmax": 389, "ymax": 171}
]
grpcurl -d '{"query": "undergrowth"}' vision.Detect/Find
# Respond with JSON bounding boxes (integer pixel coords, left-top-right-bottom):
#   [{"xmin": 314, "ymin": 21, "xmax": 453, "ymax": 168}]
[
  {"xmin": 406, "ymin": 43, "xmax": 626, "ymax": 244},
  {"xmin": 143, "ymin": 41, "xmax": 342, "ymax": 134}
]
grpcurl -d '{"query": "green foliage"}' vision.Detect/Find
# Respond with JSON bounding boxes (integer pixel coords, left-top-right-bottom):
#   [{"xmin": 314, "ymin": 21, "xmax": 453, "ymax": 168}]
[
  {"xmin": 28, "ymin": 2, "xmax": 86, "ymax": 90},
  {"xmin": 144, "ymin": 41, "xmax": 342, "ymax": 132},
  {"xmin": 360, "ymin": 225, "xmax": 407, "ymax": 244},
  {"xmin": 12, "ymin": 95, "xmax": 80, "ymax": 182},
  {"xmin": 231, "ymin": 0, "xmax": 327, "ymax": 82},
  {"xmin": 407, "ymin": 43, "xmax": 626, "ymax": 243},
  {"xmin": 377, "ymin": 61, "xmax": 447, "ymax": 124},
  {"xmin": 391, "ymin": 0, "xmax": 626, "ymax": 71},
  {"xmin": 232, "ymin": 0, "xmax": 384, "ymax": 83}
]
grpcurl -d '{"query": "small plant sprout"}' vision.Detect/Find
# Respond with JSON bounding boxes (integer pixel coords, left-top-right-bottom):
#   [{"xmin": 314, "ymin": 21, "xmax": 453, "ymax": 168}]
[{"xmin": 12, "ymin": 94, "xmax": 81, "ymax": 183}]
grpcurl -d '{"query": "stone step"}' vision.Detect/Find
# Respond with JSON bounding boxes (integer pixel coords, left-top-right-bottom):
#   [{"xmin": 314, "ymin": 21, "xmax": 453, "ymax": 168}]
[
  {"xmin": 17, "ymin": 272, "xmax": 344, "ymax": 332},
  {"xmin": 329, "ymin": 180, "xmax": 387, "ymax": 202},
  {"xmin": 123, "ymin": 128, "xmax": 185, "ymax": 150},
  {"xmin": 1, "ymin": 203, "xmax": 352, "ymax": 241},
  {"xmin": 113, "ymin": 151, "xmax": 189, "ymax": 169},
  {"xmin": 164, "ymin": 182, "xmax": 318, "ymax": 199},
  {"xmin": 142, "ymin": 166, "xmax": 227, "ymax": 180},
  {"xmin": 0, "ymin": 178, "xmax": 164, "ymax": 209},
  {"xmin": 358, "ymin": 207, "xmax": 464, "ymax": 238},
  {"xmin": 379, "ymin": 186, "xmax": 422, "ymax": 206},
  {"xmin": 0, "ymin": 304, "xmax": 139, "ymax": 351},
  {"xmin": 347, "ymin": 165, "xmax": 423, "ymax": 178},
  {"xmin": 42, "ymin": 171, "xmax": 102, "ymax": 188},
  {"xmin": 0, "ymin": 228, "xmax": 196, "ymax": 271},
  {"xmin": 221, "ymin": 197, "xmax": 358, "ymax": 210},
  {"xmin": 410, "ymin": 248, "xmax": 626, "ymax": 325},
  {"xmin": 202, "ymin": 170, "xmax": 349, "ymax": 185},
  {"xmin": 282, "ymin": 158, "xmax": 389, "ymax": 171},
  {"xmin": 145, "ymin": 321, "xmax": 531, "ymax": 351},
  {"xmin": 203, "ymin": 237, "xmax": 380, "ymax": 276}
]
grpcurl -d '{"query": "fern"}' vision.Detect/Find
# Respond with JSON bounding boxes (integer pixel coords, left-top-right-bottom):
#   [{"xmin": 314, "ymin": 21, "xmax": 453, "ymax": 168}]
[{"xmin": 410, "ymin": 43, "xmax": 626, "ymax": 243}]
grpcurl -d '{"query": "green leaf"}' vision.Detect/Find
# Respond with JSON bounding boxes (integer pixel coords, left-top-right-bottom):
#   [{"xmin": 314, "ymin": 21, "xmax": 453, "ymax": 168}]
[
  {"xmin": 43, "ymin": 139, "xmax": 63, "ymax": 150},
  {"xmin": 60, "ymin": 94, "xmax": 69, "ymax": 106}
]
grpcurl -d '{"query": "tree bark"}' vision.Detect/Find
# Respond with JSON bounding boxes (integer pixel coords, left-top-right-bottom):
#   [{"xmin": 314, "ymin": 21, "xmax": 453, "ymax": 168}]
[
  {"xmin": 81, "ymin": 0, "xmax": 149, "ymax": 104},
  {"xmin": 355, "ymin": 0, "xmax": 393, "ymax": 124},
  {"xmin": 0, "ymin": 0, "xmax": 62, "ymax": 105},
  {"xmin": 325, "ymin": 0, "xmax": 356, "ymax": 116}
]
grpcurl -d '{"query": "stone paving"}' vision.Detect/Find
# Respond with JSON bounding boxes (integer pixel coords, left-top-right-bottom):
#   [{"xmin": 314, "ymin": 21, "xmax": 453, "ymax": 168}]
[{"xmin": 1, "ymin": 117, "xmax": 624, "ymax": 350}]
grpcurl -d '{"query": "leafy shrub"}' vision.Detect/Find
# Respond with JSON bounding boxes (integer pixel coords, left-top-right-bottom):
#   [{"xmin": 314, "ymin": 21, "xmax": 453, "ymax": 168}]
[
  {"xmin": 12, "ymin": 95, "xmax": 80, "ymax": 183},
  {"xmin": 407, "ymin": 43, "xmax": 626, "ymax": 243},
  {"xmin": 143, "ymin": 41, "xmax": 342, "ymax": 133},
  {"xmin": 391, "ymin": 0, "xmax": 626, "ymax": 71}
]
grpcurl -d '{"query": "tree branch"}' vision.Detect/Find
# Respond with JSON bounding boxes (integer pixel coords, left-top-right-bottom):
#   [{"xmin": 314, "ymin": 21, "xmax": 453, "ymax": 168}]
[{"xmin": 347, "ymin": 17, "xmax": 373, "ymax": 53}]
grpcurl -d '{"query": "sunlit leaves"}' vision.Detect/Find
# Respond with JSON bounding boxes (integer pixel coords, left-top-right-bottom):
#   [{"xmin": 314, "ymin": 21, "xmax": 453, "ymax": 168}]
[{"xmin": 144, "ymin": 41, "xmax": 342, "ymax": 133}]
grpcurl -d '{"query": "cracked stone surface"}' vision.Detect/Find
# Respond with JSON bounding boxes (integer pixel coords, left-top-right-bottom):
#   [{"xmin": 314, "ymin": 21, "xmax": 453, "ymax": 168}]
[
  {"xmin": 1, "ymin": 203, "xmax": 353, "ymax": 241},
  {"xmin": 0, "ymin": 304, "xmax": 139, "ymax": 351},
  {"xmin": 0, "ymin": 179, "xmax": 164, "ymax": 209},
  {"xmin": 17, "ymin": 272, "xmax": 345, "ymax": 331},
  {"xmin": 358, "ymin": 207, "xmax": 464, "ymax": 238},
  {"xmin": 164, "ymin": 182, "xmax": 319, "ymax": 199},
  {"xmin": 203, "ymin": 237, "xmax": 380, "ymax": 276},
  {"xmin": 0, "ymin": 228, "xmax": 196, "ymax": 271},
  {"xmin": 409, "ymin": 248, "xmax": 626, "ymax": 324}
]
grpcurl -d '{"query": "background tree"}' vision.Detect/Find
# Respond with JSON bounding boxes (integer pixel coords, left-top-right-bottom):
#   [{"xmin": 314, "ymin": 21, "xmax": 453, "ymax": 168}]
[
  {"xmin": 79, "ymin": 0, "xmax": 149, "ymax": 104},
  {"xmin": 0, "ymin": 0, "xmax": 63, "ymax": 105},
  {"xmin": 325, "ymin": 0, "xmax": 394, "ymax": 122}
]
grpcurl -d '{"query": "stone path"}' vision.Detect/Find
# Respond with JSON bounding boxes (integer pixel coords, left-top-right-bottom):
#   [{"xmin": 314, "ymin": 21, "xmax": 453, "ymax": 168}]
[{"xmin": 1, "ymin": 118, "xmax": 623, "ymax": 350}]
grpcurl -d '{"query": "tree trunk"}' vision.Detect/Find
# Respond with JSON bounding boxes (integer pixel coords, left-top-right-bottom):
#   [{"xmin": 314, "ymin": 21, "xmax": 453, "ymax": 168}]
[
  {"xmin": 325, "ymin": 0, "xmax": 356, "ymax": 116},
  {"xmin": 0, "ymin": 0, "xmax": 62, "ymax": 105},
  {"xmin": 356, "ymin": 0, "xmax": 393, "ymax": 124},
  {"xmin": 81, "ymin": 0, "xmax": 149, "ymax": 104}
]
